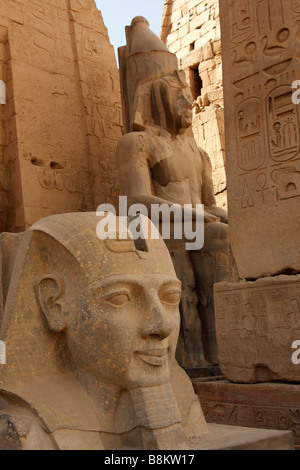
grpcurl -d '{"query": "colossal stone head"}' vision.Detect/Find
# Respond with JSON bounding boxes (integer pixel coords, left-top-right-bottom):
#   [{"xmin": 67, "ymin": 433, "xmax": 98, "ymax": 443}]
[{"xmin": 0, "ymin": 213, "xmax": 207, "ymax": 450}]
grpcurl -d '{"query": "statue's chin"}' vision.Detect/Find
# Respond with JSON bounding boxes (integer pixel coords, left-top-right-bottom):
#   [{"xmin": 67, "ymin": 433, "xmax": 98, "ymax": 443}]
[{"xmin": 105, "ymin": 359, "xmax": 173, "ymax": 391}]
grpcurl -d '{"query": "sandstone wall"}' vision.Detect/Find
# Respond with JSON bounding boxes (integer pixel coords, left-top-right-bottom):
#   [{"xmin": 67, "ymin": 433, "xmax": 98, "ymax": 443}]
[
  {"xmin": 0, "ymin": 0, "xmax": 122, "ymax": 232},
  {"xmin": 219, "ymin": 0, "xmax": 300, "ymax": 280},
  {"xmin": 161, "ymin": 0, "xmax": 227, "ymax": 208}
]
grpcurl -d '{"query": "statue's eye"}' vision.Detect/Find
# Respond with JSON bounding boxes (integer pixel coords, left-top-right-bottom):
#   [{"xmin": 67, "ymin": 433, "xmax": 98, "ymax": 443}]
[
  {"xmin": 104, "ymin": 293, "xmax": 131, "ymax": 307},
  {"xmin": 160, "ymin": 291, "xmax": 181, "ymax": 306}
]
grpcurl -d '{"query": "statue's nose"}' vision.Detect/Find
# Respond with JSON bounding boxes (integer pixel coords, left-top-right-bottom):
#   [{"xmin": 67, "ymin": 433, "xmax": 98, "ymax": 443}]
[{"xmin": 140, "ymin": 298, "xmax": 174, "ymax": 340}]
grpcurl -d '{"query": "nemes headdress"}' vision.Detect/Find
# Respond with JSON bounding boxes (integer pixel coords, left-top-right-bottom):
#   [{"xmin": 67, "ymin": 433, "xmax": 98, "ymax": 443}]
[
  {"xmin": 0, "ymin": 213, "xmax": 208, "ymax": 449},
  {"xmin": 118, "ymin": 17, "xmax": 180, "ymax": 133}
]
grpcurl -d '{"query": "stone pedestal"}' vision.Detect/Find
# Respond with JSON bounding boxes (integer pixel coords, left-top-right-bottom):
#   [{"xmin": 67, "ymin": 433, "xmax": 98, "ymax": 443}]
[
  {"xmin": 193, "ymin": 379, "xmax": 300, "ymax": 449},
  {"xmin": 214, "ymin": 275, "xmax": 300, "ymax": 383},
  {"xmin": 0, "ymin": 417, "xmax": 295, "ymax": 451},
  {"xmin": 194, "ymin": 423, "xmax": 294, "ymax": 450}
]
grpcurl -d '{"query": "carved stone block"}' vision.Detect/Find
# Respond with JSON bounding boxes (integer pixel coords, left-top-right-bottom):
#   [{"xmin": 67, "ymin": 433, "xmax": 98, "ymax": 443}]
[
  {"xmin": 220, "ymin": 0, "xmax": 300, "ymax": 279},
  {"xmin": 214, "ymin": 275, "xmax": 300, "ymax": 382},
  {"xmin": 193, "ymin": 379, "xmax": 300, "ymax": 449}
]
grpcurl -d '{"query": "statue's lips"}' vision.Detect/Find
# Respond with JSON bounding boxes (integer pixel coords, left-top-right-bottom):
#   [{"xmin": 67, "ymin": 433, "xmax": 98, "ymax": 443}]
[{"xmin": 136, "ymin": 349, "xmax": 168, "ymax": 366}]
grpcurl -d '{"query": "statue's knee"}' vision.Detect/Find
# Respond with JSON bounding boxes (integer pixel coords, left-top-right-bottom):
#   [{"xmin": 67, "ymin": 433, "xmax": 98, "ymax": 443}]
[{"xmin": 203, "ymin": 222, "xmax": 230, "ymax": 253}]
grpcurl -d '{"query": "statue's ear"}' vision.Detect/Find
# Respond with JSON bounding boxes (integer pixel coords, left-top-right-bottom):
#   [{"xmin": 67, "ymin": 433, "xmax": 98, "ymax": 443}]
[{"xmin": 36, "ymin": 275, "xmax": 66, "ymax": 332}]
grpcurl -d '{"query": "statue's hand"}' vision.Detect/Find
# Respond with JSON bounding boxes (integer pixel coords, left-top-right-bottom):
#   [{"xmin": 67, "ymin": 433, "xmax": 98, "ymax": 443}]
[
  {"xmin": 190, "ymin": 207, "xmax": 220, "ymax": 224},
  {"xmin": 204, "ymin": 212, "xmax": 221, "ymax": 224},
  {"xmin": 205, "ymin": 206, "xmax": 228, "ymax": 224}
]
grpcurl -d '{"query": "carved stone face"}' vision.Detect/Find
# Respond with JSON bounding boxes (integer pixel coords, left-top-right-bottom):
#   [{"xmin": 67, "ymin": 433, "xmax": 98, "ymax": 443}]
[
  {"xmin": 176, "ymin": 87, "xmax": 193, "ymax": 130},
  {"xmin": 65, "ymin": 248, "xmax": 181, "ymax": 390},
  {"xmin": 151, "ymin": 75, "xmax": 193, "ymax": 135}
]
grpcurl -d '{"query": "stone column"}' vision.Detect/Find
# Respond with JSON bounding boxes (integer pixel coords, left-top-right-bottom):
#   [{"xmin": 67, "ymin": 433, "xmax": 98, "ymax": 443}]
[{"xmin": 215, "ymin": 0, "xmax": 300, "ymax": 383}]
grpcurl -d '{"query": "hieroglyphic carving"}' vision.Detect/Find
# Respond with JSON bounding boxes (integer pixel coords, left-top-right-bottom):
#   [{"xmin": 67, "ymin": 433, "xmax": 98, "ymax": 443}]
[
  {"xmin": 220, "ymin": 0, "xmax": 300, "ymax": 278},
  {"xmin": 63, "ymin": 169, "xmax": 90, "ymax": 194},
  {"xmin": 271, "ymin": 165, "xmax": 300, "ymax": 201},
  {"xmin": 205, "ymin": 404, "xmax": 294, "ymax": 431},
  {"xmin": 69, "ymin": 0, "xmax": 122, "ymax": 209},
  {"xmin": 225, "ymin": 0, "xmax": 300, "ymax": 202},
  {"xmin": 292, "ymin": 0, "xmax": 300, "ymax": 14},
  {"xmin": 202, "ymin": 402, "xmax": 300, "ymax": 445},
  {"xmin": 214, "ymin": 275, "xmax": 300, "ymax": 382},
  {"xmin": 237, "ymin": 98, "xmax": 265, "ymax": 171},
  {"xmin": 229, "ymin": 0, "xmax": 255, "ymax": 44},
  {"xmin": 231, "ymin": 3, "xmax": 300, "ymax": 205},
  {"xmin": 36, "ymin": 166, "xmax": 91, "ymax": 195},
  {"xmin": 0, "ymin": 0, "xmax": 125, "ymax": 235},
  {"xmin": 267, "ymin": 86, "xmax": 300, "ymax": 162},
  {"xmin": 194, "ymin": 380, "xmax": 300, "ymax": 447}
]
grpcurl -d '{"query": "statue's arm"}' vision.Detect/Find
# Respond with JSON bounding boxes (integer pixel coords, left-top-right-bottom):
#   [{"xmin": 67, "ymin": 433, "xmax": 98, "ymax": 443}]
[
  {"xmin": 199, "ymin": 148, "xmax": 228, "ymax": 224},
  {"xmin": 117, "ymin": 132, "xmax": 154, "ymax": 199}
]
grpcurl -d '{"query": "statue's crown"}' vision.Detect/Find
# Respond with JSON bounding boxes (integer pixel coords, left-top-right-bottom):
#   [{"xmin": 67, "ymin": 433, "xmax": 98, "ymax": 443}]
[
  {"xmin": 126, "ymin": 16, "xmax": 169, "ymax": 56},
  {"xmin": 119, "ymin": 17, "xmax": 179, "ymax": 133}
]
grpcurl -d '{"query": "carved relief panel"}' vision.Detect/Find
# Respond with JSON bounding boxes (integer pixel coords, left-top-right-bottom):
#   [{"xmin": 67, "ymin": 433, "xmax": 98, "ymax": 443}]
[
  {"xmin": 0, "ymin": 1, "xmax": 123, "ymax": 233},
  {"xmin": 214, "ymin": 275, "xmax": 300, "ymax": 382},
  {"xmin": 221, "ymin": 0, "xmax": 300, "ymax": 279}
]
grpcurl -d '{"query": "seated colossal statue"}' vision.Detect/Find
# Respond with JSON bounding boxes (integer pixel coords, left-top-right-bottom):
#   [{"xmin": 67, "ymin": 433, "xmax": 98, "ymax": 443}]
[
  {"xmin": 0, "ymin": 213, "xmax": 207, "ymax": 450},
  {"xmin": 117, "ymin": 17, "xmax": 239, "ymax": 371}
]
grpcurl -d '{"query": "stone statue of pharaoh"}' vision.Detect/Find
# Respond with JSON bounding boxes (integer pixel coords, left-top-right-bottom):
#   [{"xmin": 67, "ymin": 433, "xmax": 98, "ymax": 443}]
[
  {"xmin": 0, "ymin": 213, "xmax": 207, "ymax": 450},
  {"xmin": 117, "ymin": 17, "xmax": 239, "ymax": 370}
]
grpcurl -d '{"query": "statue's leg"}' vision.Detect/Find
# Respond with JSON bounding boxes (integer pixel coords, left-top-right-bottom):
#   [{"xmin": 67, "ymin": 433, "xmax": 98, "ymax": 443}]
[
  {"xmin": 170, "ymin": 248, "xmax": 209, "ymax": 371},
  {"xmin": 189, "ymin": 222, "xmax": 239, "ymax": 365}
]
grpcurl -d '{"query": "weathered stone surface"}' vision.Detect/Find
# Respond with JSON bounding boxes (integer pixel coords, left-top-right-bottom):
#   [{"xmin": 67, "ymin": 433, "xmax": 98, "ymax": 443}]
[
  {"xmin": 0, "ymin": 213, "xmax": 208, "ymax": 450},
  {"xmin": 220, "ymin": 0, "xmax": 300, "ymax": 279},
  {"xmin": 192, "ymin": 423, "xmax": 294, "ymax": 450},
  {"xmin": 193, "ymin": 379, "xmax": 300, "ymax": 449},
  {"xmin": 0, "ymin": 0, "xmax": 121, "ymax": 233},
  {"xmin": 117, "ymin": 17, "xmax": 238, "ymax": 371},
  {"xmin": 214, "ymin": 275, "xmax": 300, "ymax": 383},
  {"xmin": 161, "ymin": 0, "xmax": 226, "ymax": 208}
]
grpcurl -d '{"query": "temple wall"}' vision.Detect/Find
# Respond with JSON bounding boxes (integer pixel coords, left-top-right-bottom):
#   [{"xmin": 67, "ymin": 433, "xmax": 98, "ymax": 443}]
[{"xmin": 0, "ymin": 0, "xmax": 122, "ymax": 232}]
